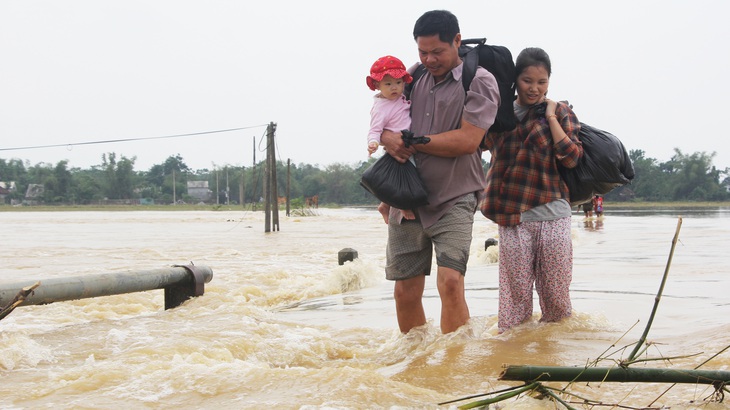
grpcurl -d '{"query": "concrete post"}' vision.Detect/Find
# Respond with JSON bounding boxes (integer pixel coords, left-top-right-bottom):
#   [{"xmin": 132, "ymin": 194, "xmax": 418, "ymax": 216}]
[{"xmin": 338, "ymin": 248, "xmax": 359, "ymax": 265}]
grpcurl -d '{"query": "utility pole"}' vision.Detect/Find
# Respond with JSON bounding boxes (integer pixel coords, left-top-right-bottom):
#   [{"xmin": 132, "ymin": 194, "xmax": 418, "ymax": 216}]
[
  {"xmin": 252, "ymin": 137, "xmax": 257, "ymax": 211},
  {"xmin": 264, "ymin": 122, "xmax": 279, "ymax": 232},
  {"xmin": 240, "ymin": 167, "xmax": 245, "ymax": 208},
  {"xmin": 286, "ymin": 158, "xmax": 291, "ymax": 217},
  {"xmin": 270, "ymin": 123, "xmax": 279, "ymax": 231}
]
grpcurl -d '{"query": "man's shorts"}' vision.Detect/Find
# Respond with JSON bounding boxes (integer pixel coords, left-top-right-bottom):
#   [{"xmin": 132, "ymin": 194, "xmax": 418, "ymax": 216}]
[{"xmin": 385, "ymin": 193, "xmax": 477, "ymax": 281}]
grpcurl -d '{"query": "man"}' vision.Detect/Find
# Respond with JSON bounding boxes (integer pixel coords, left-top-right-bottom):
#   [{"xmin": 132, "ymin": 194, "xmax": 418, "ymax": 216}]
[{"xmin": 379, "ymin": 9, "xmax": 499, "ymax": 333}]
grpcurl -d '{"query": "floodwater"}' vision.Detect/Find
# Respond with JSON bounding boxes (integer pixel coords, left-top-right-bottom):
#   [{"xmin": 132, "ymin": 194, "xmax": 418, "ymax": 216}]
[{"xmin": 1, "ymin": 207, "xmax": 729, "ymax": 409}]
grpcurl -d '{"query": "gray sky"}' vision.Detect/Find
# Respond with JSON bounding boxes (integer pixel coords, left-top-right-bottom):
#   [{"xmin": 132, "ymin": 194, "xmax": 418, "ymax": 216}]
[{"xmin": 2, "ymin": 0, "xmax": 729, "ymax": 173}]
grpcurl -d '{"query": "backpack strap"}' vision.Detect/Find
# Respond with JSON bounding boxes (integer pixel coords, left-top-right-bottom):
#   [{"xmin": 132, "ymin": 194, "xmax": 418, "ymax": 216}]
[{"xmin": 460, "ymin": 38, "xmax": 485, "ymax": 94}]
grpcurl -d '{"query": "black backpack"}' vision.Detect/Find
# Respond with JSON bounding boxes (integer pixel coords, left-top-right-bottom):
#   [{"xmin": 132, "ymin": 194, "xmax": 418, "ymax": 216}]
[{"xmin": 406, "ymin": 38, "xmax": 517, "ymax": 135}]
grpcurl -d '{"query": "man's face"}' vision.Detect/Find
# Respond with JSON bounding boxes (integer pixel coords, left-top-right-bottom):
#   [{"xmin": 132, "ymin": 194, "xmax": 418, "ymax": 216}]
[{"xmin": 416, "ymin": 33, "xmax": 461, "ymax": 82}]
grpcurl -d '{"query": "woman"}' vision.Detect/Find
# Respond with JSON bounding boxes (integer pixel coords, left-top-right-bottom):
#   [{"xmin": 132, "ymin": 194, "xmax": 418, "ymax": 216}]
[{"xmin": 480, "ymin": 47, "xmax": 583, "ymax": 332}]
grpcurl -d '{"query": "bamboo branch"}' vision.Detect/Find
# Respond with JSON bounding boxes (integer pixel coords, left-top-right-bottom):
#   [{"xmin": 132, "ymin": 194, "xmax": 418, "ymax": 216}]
[
  {"xmin": 626, "ymin": 217, "xmax": 682, "ymax": 362},
  {"xmin": 626, "ymin": 352, "xmax": 702, "ymax": 366},
  {"xmin": 457, "ymin": 382, "xmax": 540, "ymax": 409},
  {"xmin": 538, "ymin": 385, "xmax": 577, "ymax": 410},
  {"xmin": 438, "ymin": 383, "xmax": 532, "ymax": 405},
  {"xmin": 590, "ymin": 320, "xmax": 640, "ymax": 366},
  {"xmin": 647, "ymin": 344, "xmax": 730, "ymax": 406},
  {"xmin": 500, "ymin": 365, "xmax": 730, "ymax": 385}
]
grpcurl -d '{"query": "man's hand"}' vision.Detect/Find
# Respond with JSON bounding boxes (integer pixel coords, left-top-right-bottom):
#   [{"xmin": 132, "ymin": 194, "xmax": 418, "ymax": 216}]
[
  {"xmin": 380, "ymin": 130, "xmax": 415, "ymax": 163},
  {"xmin": 401, "ymin": 130, "xmax": 430, "ymax": 148},
  {"xmin": 400, "ymin": 209, "xmax": 416, "ymax": 220},
  {"xmin": 378, "ymin": 202, "xmax": 416, "ymax": 224}
]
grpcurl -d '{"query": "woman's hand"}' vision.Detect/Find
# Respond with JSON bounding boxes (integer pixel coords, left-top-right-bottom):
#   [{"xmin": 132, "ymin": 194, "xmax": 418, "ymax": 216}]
[
  {"xmin": 544, "ymin": 98, "xmax": 567, "ymax": 144},
  {"xmin": 545, "ymin": 98, "xmax": 557, "ymax": 117}
]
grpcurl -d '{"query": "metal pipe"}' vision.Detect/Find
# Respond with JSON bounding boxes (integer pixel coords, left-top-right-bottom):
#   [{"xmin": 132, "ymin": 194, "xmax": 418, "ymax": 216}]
[{"xmin": 0, "ymin": 264, "xmax": 213, "ymax": 311}]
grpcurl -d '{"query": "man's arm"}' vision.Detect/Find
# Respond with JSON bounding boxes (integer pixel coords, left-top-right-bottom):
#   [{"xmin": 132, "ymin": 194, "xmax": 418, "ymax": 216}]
[
  {"xmin": 382, "ymin": 67, "xmax": 497, "ymax": 161},
  {"xmin": 413, "ymin": 119, "xmax": 485, "ymax": 157},
  {"xmin": 381, "ymin": 119, "xmax": 486, "ymax": 162}
]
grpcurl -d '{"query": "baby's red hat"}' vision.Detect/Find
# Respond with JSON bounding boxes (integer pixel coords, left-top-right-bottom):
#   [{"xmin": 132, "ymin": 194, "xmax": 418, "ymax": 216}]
[{"xmin": 366, "ymin": 55, "xmax": 413, "ymax": 91}]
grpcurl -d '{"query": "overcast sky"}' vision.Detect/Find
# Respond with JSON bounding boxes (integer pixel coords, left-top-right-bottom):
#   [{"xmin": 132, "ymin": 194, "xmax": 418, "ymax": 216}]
[{"xmin": 2, "ymin": 1, "xmax": 729, "ymax": 173}]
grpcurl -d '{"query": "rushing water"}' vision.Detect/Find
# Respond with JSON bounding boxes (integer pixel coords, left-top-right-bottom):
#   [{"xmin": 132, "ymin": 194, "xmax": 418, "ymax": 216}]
[{"xmin": 1, "ymin": 207, "xmax": 729, "ymax": 409}]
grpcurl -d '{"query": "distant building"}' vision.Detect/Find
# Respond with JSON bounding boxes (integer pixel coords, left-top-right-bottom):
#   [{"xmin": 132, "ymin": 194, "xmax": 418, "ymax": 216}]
[
  {"xmin": 0, "ymin": 181, "xmax": 15, "ymax": 203},
  {"xmin": 187, "ymin": 181, "xmax": 211, "ymax": 202},
  {"xmin": 0, "ymin": 181, "xmax": 16, "ymax": 191},
  {"xmin": 23, "ymin": 183, "xmax": 44, "ymax": 205},
  {"xmin": 25, "ymin": 184, "xmax": 44, "ymax": 199}
]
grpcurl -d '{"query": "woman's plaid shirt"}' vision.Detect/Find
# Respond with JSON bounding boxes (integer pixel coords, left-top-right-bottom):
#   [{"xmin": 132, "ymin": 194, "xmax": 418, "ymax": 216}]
[{"xmin": 480, "ymin": 101, "xmax": 583, "ymax": 226}]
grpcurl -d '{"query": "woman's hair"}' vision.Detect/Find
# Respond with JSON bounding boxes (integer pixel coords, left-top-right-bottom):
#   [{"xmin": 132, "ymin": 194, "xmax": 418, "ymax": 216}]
[
  {"xmin": 413, "ymin": 10, "xmax": 460, "ymax": 44},
  {"xmin": 515, "ymin": 47, "xmax": 552, "ymax": 79}
]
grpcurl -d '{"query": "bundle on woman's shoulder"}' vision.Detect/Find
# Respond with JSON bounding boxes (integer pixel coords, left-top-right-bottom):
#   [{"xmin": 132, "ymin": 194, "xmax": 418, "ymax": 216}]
[{"xmin": 560, "ymin": 121, "xmax": 635, "ymax": 206}]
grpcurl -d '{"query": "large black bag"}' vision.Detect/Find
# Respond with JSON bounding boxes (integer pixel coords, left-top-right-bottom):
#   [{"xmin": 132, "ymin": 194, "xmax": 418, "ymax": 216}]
[
  {"xmin": 460, "ymin": 38, "xmax": 517, "ymax": 135},
  {"xmin": 360, "ymin": 154, "xmax": 429, "ymax": 210},
  {"xmin": 560, "ymin": 123, "xmax": 635, "ymax": 206}
]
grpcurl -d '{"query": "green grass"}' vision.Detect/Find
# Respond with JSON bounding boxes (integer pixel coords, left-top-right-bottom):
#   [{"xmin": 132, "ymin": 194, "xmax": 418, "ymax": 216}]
[
  {"xmin": 0, "ymin": 203, "xmax": 231, "ymax": 212},
  {"xmin": 1, "ymin": 201, "xmax": 729, "ymax": 212},
  {"xmin": 605, "ymin": 200, "xmax": 730, "ymax": 209}
]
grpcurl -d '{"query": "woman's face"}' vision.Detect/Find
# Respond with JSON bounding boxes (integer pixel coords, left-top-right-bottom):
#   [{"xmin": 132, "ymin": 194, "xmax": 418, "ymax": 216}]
[{"xmin": 516, "ymin": 65, "xmax": 549, "ymax": 106}]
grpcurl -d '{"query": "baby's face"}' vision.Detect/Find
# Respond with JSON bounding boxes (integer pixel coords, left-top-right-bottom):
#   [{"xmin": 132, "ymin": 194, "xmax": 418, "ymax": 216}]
[{"xmin": 376, "ymin": 75, "xmax": 406, "ymax": 100}]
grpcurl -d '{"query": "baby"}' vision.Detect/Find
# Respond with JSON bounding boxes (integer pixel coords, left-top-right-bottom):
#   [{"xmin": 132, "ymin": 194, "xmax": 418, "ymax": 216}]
[
  {"xmin": 366, "ymin": 55, "xmax": 417, "ymax": 222},
  {"xmin": 366, "ymin": 55, "xmax": 412, "ymax": 156}
]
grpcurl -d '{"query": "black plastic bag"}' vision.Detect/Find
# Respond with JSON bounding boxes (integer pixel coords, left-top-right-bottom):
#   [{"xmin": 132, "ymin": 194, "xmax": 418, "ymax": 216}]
[
  {"xmin": 560, "ymin": 123, "xmax": 635, "ymax": 206},
  {"xmin": 360, "ymin": 154, "xmax": 429, "ymax": 210}
]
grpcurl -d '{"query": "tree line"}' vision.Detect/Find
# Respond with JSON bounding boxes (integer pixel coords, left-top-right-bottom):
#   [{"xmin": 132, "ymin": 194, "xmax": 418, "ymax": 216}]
[{"xmin": 1, "ymin": 147, "xmax": 728, "ymax": 207}]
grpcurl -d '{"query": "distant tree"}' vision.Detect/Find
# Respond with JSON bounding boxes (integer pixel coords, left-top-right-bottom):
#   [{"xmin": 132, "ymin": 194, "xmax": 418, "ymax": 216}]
[
  {"xmin": 72, "ymin": 168, "xmax": 104, "ymax": 204},
  {"xmin": 0, "ymin": 158, "xmax": 27, "ymax": 182},
  {"xmin": 667, "ymin": 149, "xmax": 728, "ymax": 201},
  {"xmin": 6, "ymin": 145, "xmax": 730, "ymax": 206},
  {"xmin": 41, "ymin": 160, "xmax": 73, "ymax": 203},
  {"xmin": 101, "ymin": 152, "xmax": 137, "ymax": 199},
  {"xmin": 298, "ymin": 164, "xmax": 326, "ymax": 201},
  {"xmin": 0, "ymin": 158, "xmax": 28, "ymax": 203},
  {"xmin": 320, "ymin": 163, "xmax": 354, "ymax": 204},
  {"xmin": 627, "ymin": 149, "xmax": 671, "ymax": 201}
]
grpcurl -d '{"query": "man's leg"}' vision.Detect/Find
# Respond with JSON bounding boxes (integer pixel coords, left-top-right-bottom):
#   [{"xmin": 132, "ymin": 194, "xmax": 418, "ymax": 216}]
[
  {"xmin": 393, "ymin": 275, "xmax": 426, "ymax": 333},
  {"xmin": 429, "ymin": 193, "xmax": 477, "ymax": 333},
  {"xmin": 437, "ymin": 266, "xmax": 469, "ymax": 333}
]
